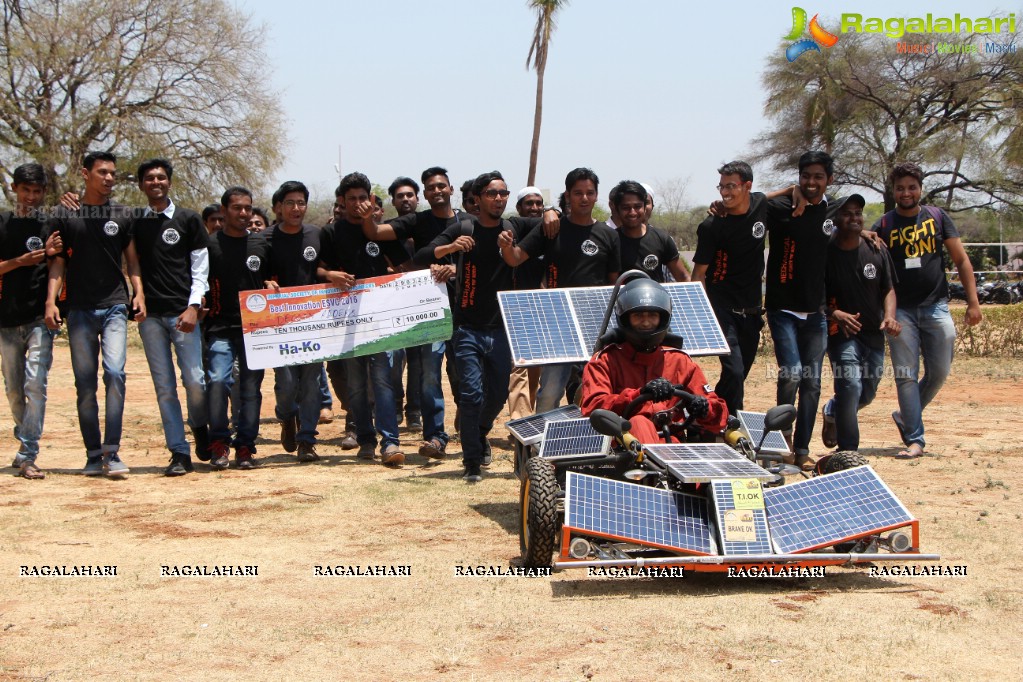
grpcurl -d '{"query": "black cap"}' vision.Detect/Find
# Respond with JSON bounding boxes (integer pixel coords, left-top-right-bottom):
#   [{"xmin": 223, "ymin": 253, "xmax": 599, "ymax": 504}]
[{"xmin": 844, "ymin": 193, "xmax": 866, "ymax": 208}]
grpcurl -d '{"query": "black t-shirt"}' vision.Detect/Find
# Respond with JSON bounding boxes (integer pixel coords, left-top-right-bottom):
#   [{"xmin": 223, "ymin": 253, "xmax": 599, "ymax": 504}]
[
  {"xmin": 267, "ymin": 223, "xmax": 321, "ymax": 288},
  {"xmin": 825, "ymin": 238, "xmax": 896, "ymax": 350},
  {"xmin": 206, "ymin": 231, "xmax": 271, "ymax": 337},
  {"xmin": 618, "ymin": 225, "xmax": 680, "ymax": 283},
  {"xmin": 764, "ymin": 196, "xmax": 840, "ymax": 312},
  {"xmin": 0, "ymin": 211, "xmax": 49, "ymax": 327},
  {"xmin": 512, "ymin": 218, "xmax": 546, "ymax": 290},
  {"xmin": 131, "ymin": 205, "xmax": 208, "ymax": 316},
  {"xmin": 872, "ymin": 207, "xmax": 958, "ymax": 308},
  {"xmin": 424, "ymin": 218, "xmax": 517, "ymax": 328},
  {"xmin": 387, "ymin": 211, "xmax": 464, "ymax": 257},
  {"xmin": 50, "ymin": 203, "xmax": 134, "ymax": 310},
  {"xmin": 694, "ymin": 193, "xmax": 768, "ymax": 310},
  {"xmin": 319, "ymin": 219, "xmax": 409, "ymax": 279},
  {"xmin": 519, "ymin": 219, "xmax": 620, "ymax": 288}
]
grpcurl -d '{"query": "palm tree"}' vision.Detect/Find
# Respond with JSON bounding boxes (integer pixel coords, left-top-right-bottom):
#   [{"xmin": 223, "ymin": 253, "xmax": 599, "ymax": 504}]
[{"xmin": 525, "ymin": 0, "xmax": 567, "ymax": 187}]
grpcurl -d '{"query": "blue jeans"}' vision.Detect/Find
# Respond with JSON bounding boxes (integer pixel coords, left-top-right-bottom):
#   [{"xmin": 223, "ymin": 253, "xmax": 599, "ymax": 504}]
[
  {"xmin": 207, "ymin": 334, "xmax": 264, "ymax": 449},
  {"xmin": 887, "ymin": 302, "xmax": 956, "ymax": 448},
  {"xmin": 825, "ymin": 336, "xmax": 885, "ymax": 451},
  {"xmin": 138, "ymin": 315, "xmax": 208, "ymax": 455},
  {"xmin": 418, "ymin": 341, "xmax": 448, "ymax": 445},
  {"xmin": 535, "ymin": 363, "xmax": 576, "ymax": 414},
  {"xmin": 68, "ymin": 306, "xmax": 128, "ymax": 457},
  {"xmin": 453, "ymin": 327, "xmax": 512, "ymax": 465},
  {"xmin": 319, "ymin": 365, "xmax": 332, "ymax": 409},
  {"xmin": 0, "ymin": 321, "xmax": 56, "ymax": 460},
  {"xmin": 767, "ymin": 310, "xmax": 826, "ymax": 456},
  {"xmin": 273, "ymin": 362, "xmax": 322, "ymax": 444},
  {"xmin": 339, "ymin": 352, "xmax": 399, "ymax": 450}
]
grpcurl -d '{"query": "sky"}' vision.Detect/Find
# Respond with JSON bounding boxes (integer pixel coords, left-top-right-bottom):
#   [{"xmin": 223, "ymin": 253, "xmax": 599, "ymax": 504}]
[{"xmin": 234, "ymin": 0, "xmax": 1016, "ymax": 209}]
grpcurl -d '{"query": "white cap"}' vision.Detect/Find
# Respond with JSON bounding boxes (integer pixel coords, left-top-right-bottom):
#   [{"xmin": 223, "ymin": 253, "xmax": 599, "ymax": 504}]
[
  {"xmin": 640, "ymin": 183, "xmax": 655, "ymax": 204},
  {"xmin": 516, "ymin": 186, "xmax": 543, "ymax": 203}
]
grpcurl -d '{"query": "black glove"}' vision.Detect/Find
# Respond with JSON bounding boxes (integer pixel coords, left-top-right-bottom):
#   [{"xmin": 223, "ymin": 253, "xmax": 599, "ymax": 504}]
[
  {"xmin": 643, "ymin": 377, "xmax": 675, "ymax": 402},
  {"xmin": 688, "ymin": 396, "xmax": 709, "ymax": 419}
]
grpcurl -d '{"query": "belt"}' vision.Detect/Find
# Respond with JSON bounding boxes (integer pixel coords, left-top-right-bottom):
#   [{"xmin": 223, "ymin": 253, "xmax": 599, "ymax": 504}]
[{"xmin": 730, "ymin": 307, "xmax": 764, "ymax": 317}]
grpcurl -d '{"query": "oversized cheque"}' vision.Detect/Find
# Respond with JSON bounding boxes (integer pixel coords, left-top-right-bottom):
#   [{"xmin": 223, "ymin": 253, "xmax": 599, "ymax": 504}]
[{"xmin": 240, "ymin": 271, "xmax": 451, "ymax": 370}]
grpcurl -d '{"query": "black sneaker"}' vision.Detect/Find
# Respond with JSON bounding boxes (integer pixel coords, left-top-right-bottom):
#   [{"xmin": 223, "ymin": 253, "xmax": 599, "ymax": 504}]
[
  {"xmin": 406, "ymin": 414, "xmax": 423, "ymax": 431},
  {"xmin": 104, "ymin": 453, "xmax": 129, "ymax": 478},
  {"xmin": 462, "ymin": 463, "xmax": 482, "ymax": 483},
  {"xmin": 192, "ymin": 426, "xmax": 211, "ymax": 461},
  {"xmin": 164, "ymin": 453, "xmax": 190, "ymax": 477},
  {"xmin": 280, "ymin": 415, "xmax": 298, "ymax": 453},
  {"xmin": 297, "ymin": 441, "xmax": 320, "ymax": 462},
  {"xmin": 481, "ymin": 438, "xmax": 492, "ymax": 468},
  {"xmin": 209, "ymin": 441, "xmax": 231, "ymax": 470},
  {"xmin": 82, "ymin": 455, "xmax": 104, "ymax": 476}
]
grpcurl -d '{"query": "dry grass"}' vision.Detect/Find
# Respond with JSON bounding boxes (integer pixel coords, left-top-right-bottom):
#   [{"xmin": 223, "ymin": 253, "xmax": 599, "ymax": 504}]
[{"xmin": 1, "ymin": 343, "xmax": 1022, "ymax": 681}]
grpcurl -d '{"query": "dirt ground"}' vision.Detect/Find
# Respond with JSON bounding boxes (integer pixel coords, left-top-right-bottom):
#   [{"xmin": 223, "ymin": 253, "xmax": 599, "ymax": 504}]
[{"xmin": 1, "ymin": 333, "xmax": 1022, "ymax": 681}]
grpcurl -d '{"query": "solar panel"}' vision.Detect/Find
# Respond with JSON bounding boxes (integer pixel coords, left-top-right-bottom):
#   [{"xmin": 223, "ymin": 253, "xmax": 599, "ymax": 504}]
[
  {"xmin": 537, "ymin": 419, "xmax": 610, "ymax": 460},
  {"xmin": 498, "ymin": 282, "xmax": 729, "ymax": 367},
  {"xmin": 506, "ymin": 405, "xmax": 583, "ymax": 445},
  {"xmin": 499, "ymin": 290, "xmax": 586, "ymax": 366},
  {"xmin": 736, "ymin": 411, "xmax": 791, "ymax": 454},
  {"xmin": 564, "ymin": 472, "xmax": 713, "ymax": 555},
  {"xmin": 644, "ymin": 443, "xmax": 775, "ymax": 483},
  {"xmin": 711, "ymin": 480, "xmax": 773, "ymax": 555},
  {"xmin": 764, "ymin": 466, "xmax": 915, "ymax": 554}
]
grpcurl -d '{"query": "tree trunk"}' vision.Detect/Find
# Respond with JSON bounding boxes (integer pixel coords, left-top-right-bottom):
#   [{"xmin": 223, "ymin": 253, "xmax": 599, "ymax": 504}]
[{"xmin": 527, "ymin": 54, "xmax": 546, "ymax": 187}]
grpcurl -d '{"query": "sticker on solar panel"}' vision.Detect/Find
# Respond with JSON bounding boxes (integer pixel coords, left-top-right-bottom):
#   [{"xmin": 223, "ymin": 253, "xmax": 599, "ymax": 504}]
[
  {"xmin": 565, "ymin": 472, "xmax": 713, "ymax": 555},
  {"xmin": 764, "ymin": 466, "xmax": 915, "ymax": 554},
  {"xmin": 711, "ymin": 480, "xmax": 773, "ymax": 555},
  {"xmin": 736, "ymin": 411, "xmax": 791, "ymax": 454},
  {"xmin": 644, "ymin": 443, "xmax": 775, "ymax": 483},
  {"xmin": 537, "ymin": 419, "xmax": 610, "ymax": 460},
  {"xmin": 506, "ymin": 405, "xmax": 583, "ymax": 445}
]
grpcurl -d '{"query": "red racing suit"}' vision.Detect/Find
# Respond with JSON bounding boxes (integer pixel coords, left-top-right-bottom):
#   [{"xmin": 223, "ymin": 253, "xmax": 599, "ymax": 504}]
[{"xmin": 580, "ymin": 341, "xmax": 728, "ymax": 444}]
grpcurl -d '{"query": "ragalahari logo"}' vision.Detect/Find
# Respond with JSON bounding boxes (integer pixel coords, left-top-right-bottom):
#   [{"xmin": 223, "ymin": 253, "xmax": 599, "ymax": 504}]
[{"xmin": 784, "ymin": 7, "xmax": 839, "ymax": 61}]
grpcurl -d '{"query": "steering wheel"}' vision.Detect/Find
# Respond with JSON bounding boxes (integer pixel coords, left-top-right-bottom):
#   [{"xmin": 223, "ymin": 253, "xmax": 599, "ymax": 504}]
[{"xmin": 623, "ymin": 385, "xmax": 698, "ymax": 425}]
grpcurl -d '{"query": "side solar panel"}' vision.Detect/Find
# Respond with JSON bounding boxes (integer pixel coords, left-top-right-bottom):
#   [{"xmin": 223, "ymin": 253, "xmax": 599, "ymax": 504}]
[
  {"xmin": 567, "ymin": 287, "xmax": 615, "ymax": 354},
  {"xmin": 564, "ymin": 472, "xmax": 713, "ymax": 555},
  {"xmin": 644, "ymin": 443, "xmax": 775, "ymax": 483},
  {"xmin": 665, "ymin": 283, "xmax": 730, "ymax": 356},
  {"xmin": 499, "ymin": 283, "xmax": 728, "ymax": 367},
  {"xmin": 537, "ymin": 419, "xmax": 610, "ymax": 460},
  {"xmin": 711, "ymin": 481, "xmax": 773, "ymax": 556},
  {"xmin": 764, "ymin": 466, "xmax": 915, "ymax": 554},
  {"xmin": 499, "ymin": 290, "xmax": 585, "ymax": 366},
  {"xmin": 736, "ymin": 411, "xmax": 791, "ymax": 454},
  {"xmin": 506, "ymin": 405, "xmax": 583, "ymax": 446}
]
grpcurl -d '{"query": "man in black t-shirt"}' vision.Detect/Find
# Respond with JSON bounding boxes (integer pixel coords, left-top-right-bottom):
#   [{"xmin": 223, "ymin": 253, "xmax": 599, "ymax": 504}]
[
  {"xmin": 204, "ymin": 186, "xmax": 270, "ymax": 471},
  {"xmin": 129, "ymin": 158, "xmax": 210, "ymax": 477},
  {"xmin": 821, "ymin": 194, "xmax": 900, "ymax": 452},
  {"xmin": 386, "ymin": 176, "xmax": 423, "ymax": 430},
  {"xmin": 320, "ymin": 172, "xmax": 411, "ymax": 467},
  {"xmin": 693, "ymin": 161, "xmax": 768, "ymax": 415},
  {"xmin": 44, "ymin": 151, "xmax": 144, "ymax": 478},
  {"xmin": 763, "ymin": 151, "xmax": 843, "ymax": 468},
  {"xmin": 611, "ymin": 180, "xmax": 688, "ymax": 284},
  {"xmin": 870, "ymin": 162, "xmax": 982, "ymax": 458},
  {"xmin": 504, "ymin": 168, "xmax": 621, "ymax": 414},
  {"xmin": 265, "ymin": 180, "xmax": 324, "ymax": 464},
  {"xmin": 0, "ymin": 163, "xmax": 58, "ymax": 479},
  {"xmin": 417, "ymin": 170, "xmax": 554, "ymax": 482},
  {"xmin": 361, "ymin": 167, "xmax": 469, "ymax": 460}
]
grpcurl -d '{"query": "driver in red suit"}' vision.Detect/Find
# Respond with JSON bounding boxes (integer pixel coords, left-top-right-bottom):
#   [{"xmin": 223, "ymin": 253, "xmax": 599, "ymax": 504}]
[{"xmin": 580, "ymin": 278, "xmax": 728, "ymax": 443}]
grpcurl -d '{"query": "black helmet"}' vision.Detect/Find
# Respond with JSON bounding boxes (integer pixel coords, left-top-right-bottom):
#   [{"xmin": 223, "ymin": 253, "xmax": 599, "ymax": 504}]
[{"xmin": 614, "ymin": 278, "xmax": 672, "ymax": 352}]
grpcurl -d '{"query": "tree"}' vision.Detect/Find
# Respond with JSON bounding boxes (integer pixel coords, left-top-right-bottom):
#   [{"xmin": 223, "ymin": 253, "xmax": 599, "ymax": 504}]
[
  {"xmin": 0, "ymin": 0, "xmax": 286, "ymax": 206},
  {"xmin": 525, "ymin": 0, "xmax": 567, "ymax": 186},
  {"xmin": 750, "ymin": 24, "xmax": 1023, "ymax": 212}
]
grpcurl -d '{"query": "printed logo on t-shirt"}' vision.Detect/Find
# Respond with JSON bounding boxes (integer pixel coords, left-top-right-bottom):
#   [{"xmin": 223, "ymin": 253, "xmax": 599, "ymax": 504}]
[
  {"xmin": 752, "ymin": 222, "xmax": 766, "ymax": 239},
  {"xmin": 703, "ymin": 384, "xmax": 713, "ymax": 394},
  {"xmin": 303, "ymin": 246, "xmax": 317, "ymax": 262},
  {"xmin": 822, "ymin": 219, "xmax": 835, "ymax": 236},
  {"xmin": 863, "ymin": 263, "xmax": 877, "ymax": 280},
  {"xmin": 642, "ymin": 254, "xmax": 660, "ymax": 271},
  {"xmin": 245, "ymin": 255, "xmax": 262, "ymax": 272},
  {"xmin": 366, "ymin": 242, "xmax": 381, "ymax": 257},
  {"xmin": 161, "ymin": 228, "xmax": 180, "ymax": 245},
  {"xmin": 581, "ymin": 239, "xmax": 599, "ymax": 256},
  {"xmin": 103, "ymin": 221, "xmax": 119, "ymax": 236},
  {"xmin": 25, "ymin": 236, "xmax": 44, "ymax": 252}
]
